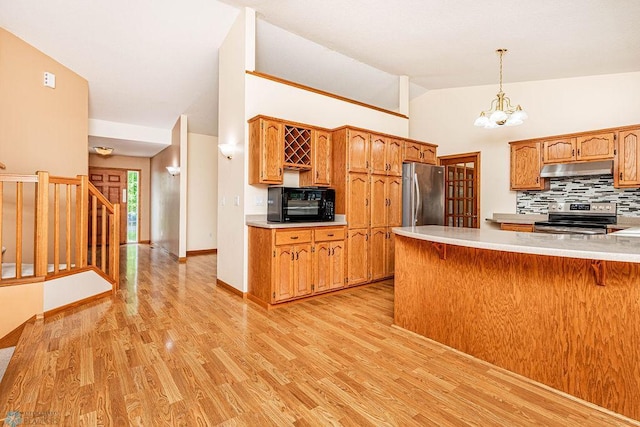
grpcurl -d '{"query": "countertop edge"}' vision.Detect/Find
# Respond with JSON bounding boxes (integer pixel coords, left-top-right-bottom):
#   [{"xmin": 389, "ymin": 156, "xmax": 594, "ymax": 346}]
[{"xmin": 392, "ymin": 226, "xmax": 640, "ymax": 263}]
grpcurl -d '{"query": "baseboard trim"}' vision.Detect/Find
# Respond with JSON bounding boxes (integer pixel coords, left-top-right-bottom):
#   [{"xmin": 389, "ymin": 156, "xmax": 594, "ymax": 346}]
[
  {"xmin": 186, "ymin": 249, "xmax": 217, "ymax": 256},
  {"xmin": 139, "ymin": 240, "xmax": 151, "ymax": 244},
  {"xmin": 43, "ymin": 290, "xmax": 113, "ymax": 318},
  {"xmin": 0, "ymin": 315, "xmax": 36, "ymax": 349},
  {"xmin": 216, "ymin": 279, "xmax": 244, "ymax": 298}
]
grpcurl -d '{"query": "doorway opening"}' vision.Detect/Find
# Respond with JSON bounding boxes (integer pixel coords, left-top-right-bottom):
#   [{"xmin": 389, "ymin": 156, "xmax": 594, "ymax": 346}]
[
  {"xmin": 438, "ymin": 152, "xmax": 481, "ymax": 228},
  {"xmin": 127, "ymin": 170, "xmax": 139, "ymax": 243}
]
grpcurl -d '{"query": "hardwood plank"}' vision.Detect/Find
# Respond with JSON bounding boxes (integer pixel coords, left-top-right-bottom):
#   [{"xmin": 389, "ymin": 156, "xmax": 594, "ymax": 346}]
[{"xmin": 0, "ymin": 244, "xmax": 638, "ymax": 426}]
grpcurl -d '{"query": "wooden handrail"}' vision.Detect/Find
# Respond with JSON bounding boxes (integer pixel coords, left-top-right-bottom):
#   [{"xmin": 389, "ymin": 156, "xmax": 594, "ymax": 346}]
[
  {"xmin": 0, "ymin": 171, "xmax": 119, "ymax": 288},
  {"xmin": 88, "ymin": 181, "xmax": 115, "ymax": 214}
]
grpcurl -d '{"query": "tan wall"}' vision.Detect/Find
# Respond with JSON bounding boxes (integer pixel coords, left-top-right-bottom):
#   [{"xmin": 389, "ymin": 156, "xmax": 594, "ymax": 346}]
[
  {"xmin": 0, "ymin": 283, "xmax": 43, "ymax": 338},
  {"xmin": 150, "ymin": 118, "xmax": 182, "ymax": 256},
  {"xmin": 88, "ymin": 154, "xmax": 151, "ymax": 242},
  {"xmin": 0, "ymin": 27, "xmax": 88, "ymax": 176}
]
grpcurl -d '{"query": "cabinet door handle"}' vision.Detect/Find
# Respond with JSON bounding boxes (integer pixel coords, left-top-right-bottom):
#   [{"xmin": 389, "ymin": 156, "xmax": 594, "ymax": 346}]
[
  {"xmin": 572, "ymin": 149, "xmax": 575, "ymax": 156},
  {"xmin": 577, "ymin": 149, "xmax": 581, "ymax": 156},
  {"xmin": 279, "ymin": 167, "xmax": 282, "ymax": 176},
  {"xmin": 366, "ymin": 161, "xmax": 369, "ymax": 169},
  {"xmin": 536, "ymin": 177, "xmax": 539, "ymax": 183},
  {"xmin": 331, "ymin": 247, "xmax": 335, "ymax": 256},
  {"xmin": 366, "ymin": 199, "xmax": 369, "ymax": 206},
  {"xmin": 296, "ymin": 252, "xmax": 299, "ymax": 260},
  {"xmin": 620, "ymin": 172, "xmax": 623, "ymax": 180},
  {"xmin": 365, "ymin": 234, "xmax": 369, "ymax": 241},
  {"xmin": 291, "ymin": 252, "xmax": 294, "ymax": 261}
]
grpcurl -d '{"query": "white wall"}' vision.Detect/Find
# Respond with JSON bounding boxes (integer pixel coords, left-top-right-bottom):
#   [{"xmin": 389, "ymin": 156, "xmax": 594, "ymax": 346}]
[
  {"xmin": 409, "ymin": 71, "xmax": 640, "ymax": 224},
  {"xmin": 187, "ymin": 132, "xmax": 218, "ymax": 250},
  {"xmin": 217, "ymin": 8, "xmax": 250, "ymax": 288}
]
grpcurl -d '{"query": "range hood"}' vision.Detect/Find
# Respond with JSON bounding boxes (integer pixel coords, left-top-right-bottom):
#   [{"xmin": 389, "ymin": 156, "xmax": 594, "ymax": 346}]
[{"xmin": 540, "ymin": 160, "xmax": 614, "ymax": 178}]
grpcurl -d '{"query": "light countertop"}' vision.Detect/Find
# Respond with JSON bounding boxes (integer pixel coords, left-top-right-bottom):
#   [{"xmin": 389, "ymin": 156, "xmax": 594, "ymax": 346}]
[
  {"xmin": 246, "ymin": 214, "xmax": 347, "ymax": 229},
  {"xmin": 392, "ymin": 225, "xmax": 640, "ymax": 263}
]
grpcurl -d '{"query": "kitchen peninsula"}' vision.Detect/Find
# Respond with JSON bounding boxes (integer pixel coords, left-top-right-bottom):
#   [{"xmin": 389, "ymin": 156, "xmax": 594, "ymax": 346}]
[{"xmin": 393, "ymin": 225, "xmax": 640, "ymax": 421}]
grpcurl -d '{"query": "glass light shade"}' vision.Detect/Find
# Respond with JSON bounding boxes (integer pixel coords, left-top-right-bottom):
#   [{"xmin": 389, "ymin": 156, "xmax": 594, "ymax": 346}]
[
  {"xmin": 474, "ymin": 115, "xmax": 489, "ymax": 127},
  {"xmin": 505, "ymin": 116, "xmax": 523, "ymax": 126},
  {"xmin": 510, "ymin": 109, "xmax": 528, "ymax": 121},
  {"xmin": 489, "ymin": 110, "xmax": 507, "ymax": 123},
  {"xmin": 218, "ymin": 143, "xmax": 234, "ymax": 159},
  {"xmin": 166, "ymin": 166, "xmax": 180, "ymax": 176},
  {"xmin": 484, "ymin": 121, "xmax": 499, "ymax": 129}
]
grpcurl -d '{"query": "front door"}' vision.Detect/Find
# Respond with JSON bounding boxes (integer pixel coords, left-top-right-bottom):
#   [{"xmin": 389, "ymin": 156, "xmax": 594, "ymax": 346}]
[{"xmin": 89, "ymin": 167, "xmax": 127, "ymax": 244}]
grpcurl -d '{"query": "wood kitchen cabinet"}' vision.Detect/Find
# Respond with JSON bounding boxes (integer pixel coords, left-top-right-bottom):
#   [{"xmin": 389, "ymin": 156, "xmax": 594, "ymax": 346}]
[
  {"xmin": 347, "ymin": 228, "xmax": 369, "ymax": 286},
  {"xmin": 300, "ymin": 129, "xmax": 331, "ymax": 187},
  {"xmin": 576, "ymin": 132, "xmax": 615, "ymax": 161},
  {"xmin": 404, "ymin": 141, "xmax": 437, "ymax": 165},
  {"xmin": 510, "ymin": 140, "xmax": 547, "ymax": 190},
  {"xmin": 542, "ymin": 138, "xmax": 576, "ymax": 164},
  {"xmin": 543, "ymin": 133, "xmax": 615, "ymax": 164},
  {"xmin": 248, "ymin": 226, "xmax": 347, "ymax": 308},
  {"xmin": 313, "ymin": 227, "xmax": 345, "ymax": 293},
  {"xmin": 371, "ymin": 135, "xmax": 403, "ymax": 176},
  {"xmin": 370, "ymin": 227, "xmax": 395, "ymax": 281},
  {"xmin": 274, "ymin": 243, "xmax": 312, "ymax": 301},
  {"xmin": 249, "ymin": 117, "xmax": 284, "ymax": 184},
  {"xmin": 346, "ymin": 129, "xmax": 370, "ymax": 173},
  {"xmin": 371, "ymin": 175, "xmax": 401, "ymax": 228},
  {"xmin": 347, "ymin": 173, "xmax": 370, "ymax": 228},
  {"xmin": 500, "ymin": 223, "xmax": 535, "ymax": 232},
  {"xmin": 615, "ymin": 128, "xmax": 640, "ymax": 187}
]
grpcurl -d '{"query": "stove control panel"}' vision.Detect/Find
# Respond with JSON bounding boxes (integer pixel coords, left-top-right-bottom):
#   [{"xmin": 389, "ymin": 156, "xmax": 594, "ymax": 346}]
[{"xmin": 547, "ymin": 202, "xmax": 617, "ymax": 215}]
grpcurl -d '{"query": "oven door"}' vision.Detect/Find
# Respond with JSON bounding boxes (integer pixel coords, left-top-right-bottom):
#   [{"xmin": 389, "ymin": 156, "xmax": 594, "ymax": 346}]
[{"xmin": 283, "ymin": 190, "xmax": 325, "ymax": 222}]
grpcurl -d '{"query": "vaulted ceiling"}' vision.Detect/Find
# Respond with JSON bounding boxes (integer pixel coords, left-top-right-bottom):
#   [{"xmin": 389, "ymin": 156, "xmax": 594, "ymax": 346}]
[{"xmin": 1, "ymin": 0, "xmax": 639, "ymax": 156}]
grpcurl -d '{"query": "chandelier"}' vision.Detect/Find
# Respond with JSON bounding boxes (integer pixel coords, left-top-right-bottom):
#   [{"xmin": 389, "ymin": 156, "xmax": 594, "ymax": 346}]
[{"xmin": 474, "ymin": 49, "xmax": 527, "ymax": 128}]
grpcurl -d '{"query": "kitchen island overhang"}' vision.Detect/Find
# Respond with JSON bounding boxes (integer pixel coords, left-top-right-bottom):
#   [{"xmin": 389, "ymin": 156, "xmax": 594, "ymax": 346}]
[{"xmin": 392, "ymin": 225, "xmax": 640, "ymax": 421}]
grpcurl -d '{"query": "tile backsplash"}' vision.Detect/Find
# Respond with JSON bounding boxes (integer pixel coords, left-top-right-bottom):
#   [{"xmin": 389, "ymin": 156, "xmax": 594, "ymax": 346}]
[{"xmin": 517, "ymin": 175, "xmax": 640, "ymax": 216}]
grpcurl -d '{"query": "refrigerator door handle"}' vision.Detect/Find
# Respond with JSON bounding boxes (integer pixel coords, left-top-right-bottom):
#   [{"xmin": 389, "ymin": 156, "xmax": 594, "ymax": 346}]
[{"xmin": 414, "ymin": 172, "xmax": 420, "ymax": 225}]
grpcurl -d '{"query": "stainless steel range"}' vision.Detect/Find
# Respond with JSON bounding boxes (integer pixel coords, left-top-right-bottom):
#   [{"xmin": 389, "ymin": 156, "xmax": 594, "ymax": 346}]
[{"xmin": 533, "ymin": 202, "xmax": 617, "ymax": 235}]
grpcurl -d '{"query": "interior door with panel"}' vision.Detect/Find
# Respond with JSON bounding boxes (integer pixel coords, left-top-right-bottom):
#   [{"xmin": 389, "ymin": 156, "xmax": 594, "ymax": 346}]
[
  {"xmin": 438, "ymin": 153, "xmax": 480, "ymax": 228},
  {"xmin": 89, "ymin": 167, "xmax": 127, "ymax": 244}
]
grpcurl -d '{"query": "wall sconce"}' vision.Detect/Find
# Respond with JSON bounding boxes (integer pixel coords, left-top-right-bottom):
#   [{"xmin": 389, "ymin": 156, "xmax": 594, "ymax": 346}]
[
  {"xmin": 166, "ymin": 166, "xmax": 180, "ymax": 176},
  {"xmin": 218, "ymin": 143, "xmax": 234, "ymax": 159}
]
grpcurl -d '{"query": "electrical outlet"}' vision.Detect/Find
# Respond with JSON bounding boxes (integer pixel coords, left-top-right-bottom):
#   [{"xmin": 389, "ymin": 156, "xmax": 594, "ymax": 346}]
[
  {"xmin": 220, "ymin": 196, "xmax": 226, "ymax": 206},
  {"xmin": 44, "ymin": 72, "xmax": 56, "ymax": 88},
  {"xmin": 255, "ymin": 196, "xmax": 264, "ymax": 206},
  {"xmin": 234, "ymin": 196, "xmax": 240, "ymax": 206}
]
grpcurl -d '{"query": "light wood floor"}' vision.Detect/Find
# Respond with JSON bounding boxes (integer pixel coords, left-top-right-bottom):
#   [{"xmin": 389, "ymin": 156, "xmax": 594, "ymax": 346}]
[{"xmin": 0, "ymin": 244, "xmax": 638, "ymax": 426}]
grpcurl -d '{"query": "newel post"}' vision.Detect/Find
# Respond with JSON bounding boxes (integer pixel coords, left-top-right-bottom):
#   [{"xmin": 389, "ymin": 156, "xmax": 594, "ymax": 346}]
[{"xmin": 34, "ymin": 171, "xmax": 49, "ymax": 276}]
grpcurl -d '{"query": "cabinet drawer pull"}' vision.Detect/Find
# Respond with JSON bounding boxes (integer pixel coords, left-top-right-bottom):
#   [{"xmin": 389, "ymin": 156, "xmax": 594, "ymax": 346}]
[
  {"xmin": 290, "ymin": 236, "xmax": 299, "ymax": 240},
  {"xmin": 327, "ymin": 233, "xmax": 334, "ymax": 237}
]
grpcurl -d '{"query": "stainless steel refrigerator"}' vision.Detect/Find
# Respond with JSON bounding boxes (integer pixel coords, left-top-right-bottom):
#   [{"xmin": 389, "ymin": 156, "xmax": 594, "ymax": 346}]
[{"xmin": 402, "ymin": 163, "xmax": 445, "ymax": 226}]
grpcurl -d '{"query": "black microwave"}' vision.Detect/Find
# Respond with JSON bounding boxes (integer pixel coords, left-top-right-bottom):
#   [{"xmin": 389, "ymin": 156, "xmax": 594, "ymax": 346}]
[{"xmin": 267, "ymin": 187, "xmax": 335, "ymax": 223}]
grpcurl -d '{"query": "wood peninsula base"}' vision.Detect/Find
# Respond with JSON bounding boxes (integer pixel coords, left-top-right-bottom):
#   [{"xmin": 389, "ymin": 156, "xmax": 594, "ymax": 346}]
[{"xmin": 394, "ymin": 234, "xmax": 640, "ymax": 421}]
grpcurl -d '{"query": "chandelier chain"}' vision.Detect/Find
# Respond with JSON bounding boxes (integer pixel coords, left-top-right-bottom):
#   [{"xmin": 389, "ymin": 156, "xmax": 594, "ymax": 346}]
[{"xmin": 498, "ymin": 50, "xmax": 504, "ymax": 93}]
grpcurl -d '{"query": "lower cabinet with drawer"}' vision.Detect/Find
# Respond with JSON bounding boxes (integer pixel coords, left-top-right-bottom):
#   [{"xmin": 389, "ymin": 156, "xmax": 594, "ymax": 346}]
[{"xmin": 248, "ymin": 226, "xmax": 347, "ymax": 307}]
